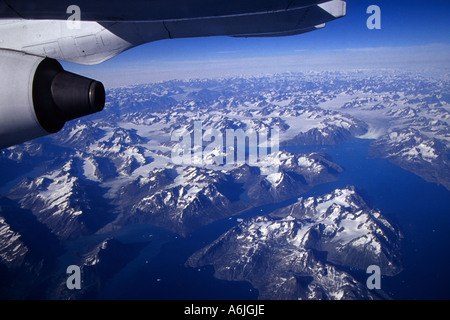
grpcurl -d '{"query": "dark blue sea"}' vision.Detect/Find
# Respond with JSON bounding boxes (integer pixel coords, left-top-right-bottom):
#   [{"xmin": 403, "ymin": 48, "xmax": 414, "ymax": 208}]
[{"xmin": 70, "ymin": 138, "xmax": 450, "ymax": 300}]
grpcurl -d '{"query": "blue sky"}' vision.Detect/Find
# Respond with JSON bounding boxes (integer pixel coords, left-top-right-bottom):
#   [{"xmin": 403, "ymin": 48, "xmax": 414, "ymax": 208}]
[{"xmin": 64, "ymin": 0, "xmax": 450, "ymax": 86}]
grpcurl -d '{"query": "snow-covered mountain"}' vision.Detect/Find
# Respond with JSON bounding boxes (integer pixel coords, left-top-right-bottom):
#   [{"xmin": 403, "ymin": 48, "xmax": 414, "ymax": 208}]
[
  {"xmin": 7, "ymin": 158, "xmax": 114, "ymax": 241},
  {"xmin": 0, "ymin": 203, "xmax": 29, "ymax": 269},
  {"xmin": 187, "ymin": 187, "xmax": 402, "ymax": 300},
  {"xmin": 100, "ymin": 150, "xmax": 342, "ymax": 236},
  {"xmin": 370, "ymin": 128, "xmax": 450, "ymax": 190},
  {"xmin": 0, "ymin": 198, "xmax": 63, "ymax": 299}
]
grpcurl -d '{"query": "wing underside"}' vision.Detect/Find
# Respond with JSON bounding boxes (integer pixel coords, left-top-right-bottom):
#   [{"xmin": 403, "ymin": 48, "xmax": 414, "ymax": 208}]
[{"xmin": 1, "ymin": 0, "xmax": 333, "ymax": 21}]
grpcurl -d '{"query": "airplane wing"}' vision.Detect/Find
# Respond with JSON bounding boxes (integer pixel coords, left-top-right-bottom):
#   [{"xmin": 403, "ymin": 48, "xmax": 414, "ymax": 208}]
[{"xmin": 0, "ymin": 0, "xmax": 346, "ymax": 149}]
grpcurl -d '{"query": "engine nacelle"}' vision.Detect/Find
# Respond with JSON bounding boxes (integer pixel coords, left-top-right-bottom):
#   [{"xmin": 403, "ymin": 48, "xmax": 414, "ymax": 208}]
[{"xmin": 0, "ymin": 50, "xmax": 105, "ymax": 149}]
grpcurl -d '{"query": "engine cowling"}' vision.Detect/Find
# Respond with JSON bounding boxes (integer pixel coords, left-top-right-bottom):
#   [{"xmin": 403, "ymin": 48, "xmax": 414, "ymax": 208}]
[{"xmin": 0, "ymin": 50, "xmax": 105, "ymax": 149}]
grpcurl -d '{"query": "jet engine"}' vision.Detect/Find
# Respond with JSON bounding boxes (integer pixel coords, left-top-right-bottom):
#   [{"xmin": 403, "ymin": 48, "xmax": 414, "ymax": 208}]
[{"xmin": 0, "ymin": 49, "xmax": 105, "ymax": 149}]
